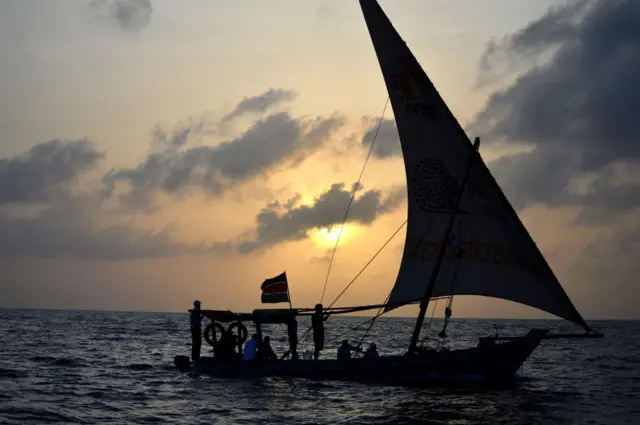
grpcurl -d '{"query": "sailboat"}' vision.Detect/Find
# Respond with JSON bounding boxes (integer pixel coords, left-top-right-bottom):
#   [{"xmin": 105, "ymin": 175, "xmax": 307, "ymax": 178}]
[{"xmin": 173, "ymin": 0, "xmax": 602, "ymax": 384}]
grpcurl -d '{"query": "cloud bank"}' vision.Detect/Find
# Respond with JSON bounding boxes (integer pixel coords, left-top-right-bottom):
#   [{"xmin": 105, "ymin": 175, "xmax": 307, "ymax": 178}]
[
  {"xmin": 103, "ymin": 111, "xmax": 346, "ymax": 210},
  {"xmin": 466, "ymin": 0, "xmax": 640, "ymax": 313},
  {"xmin": 0, "ymin": 88, "xmax": 361, "ymax": 260},
  {"xmin": 221, "ymin": 182, "xmax": 406, "ymax": 254},
  {"xmin": 0, "ymin": 140, "xmax": 103, "ymax": 205},
  {"xmin": 471, "ymin": 0, "xmax": 640, "ymax": 226},
  {"xmin": 0, "ymin": 140, "xmax": 194, "ymax": 260},
  {"xmin": 222, "ymin": 88, "xmax": 298, "ymax": 122}
]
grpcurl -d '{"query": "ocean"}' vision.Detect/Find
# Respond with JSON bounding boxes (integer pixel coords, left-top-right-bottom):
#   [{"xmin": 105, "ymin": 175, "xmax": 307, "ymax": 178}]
[{"xmin": 0, "ymin": 309, "xmax": 637, "ymax": 424}]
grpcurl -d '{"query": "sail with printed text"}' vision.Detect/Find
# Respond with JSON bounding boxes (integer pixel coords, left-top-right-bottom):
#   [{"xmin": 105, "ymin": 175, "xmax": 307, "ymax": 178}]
[{"xmin": 360, "ymin": 0, "xmax": 590, "ymax": 331}]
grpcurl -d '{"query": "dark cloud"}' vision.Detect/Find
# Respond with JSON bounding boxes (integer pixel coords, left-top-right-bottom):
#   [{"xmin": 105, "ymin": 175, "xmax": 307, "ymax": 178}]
[
  {"xmin": 0, "ymin": 141, "xmax": 199, "ymax": 260},
  {"xmin": 0, "ymin": 140, "xmax": 104, "ymax": 205},
  {"xmin": 362, "ymin": 118, "xmax": 401, "ymax": 159},
  {"xmin": 149, "ymin": 118, "xmax": 204, "ymax": 150},
  {"xmin": 223, "ymin": 182, "xmax": 406, "ymax": 254},
  {"xmin": 90, "ymin": 0, "xmax": 153, "ymax": 33},
  {"xmin": 104, "ymin": 111, "xmax": 345, "ymax": 210},
  {"xmin": 476, "ymin": 1, "xmax": 590, "ymax": 86},
  {"xmin": 222, "ymin": 89, "xmax": 298, "ymax": 122},
  {"xmin": 583, "ymin": 224, "xmax": 640, "ymax": 260},
  {"xmin": 574, "ymin": 166, "xmax": 640, "ymax": 225},
  {"xmin": 471, "ymin": 0, "xmax": 640, "ymax": 223}
]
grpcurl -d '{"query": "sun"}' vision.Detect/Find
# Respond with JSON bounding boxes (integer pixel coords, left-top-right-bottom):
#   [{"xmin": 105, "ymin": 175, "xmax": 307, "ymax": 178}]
[{"xmin": 311, "ymin": 225, "xmax": 354, "ymax": 247}]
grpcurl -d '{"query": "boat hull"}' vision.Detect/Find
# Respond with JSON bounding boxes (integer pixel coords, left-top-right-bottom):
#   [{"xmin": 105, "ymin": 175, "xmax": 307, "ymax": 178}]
[{"xmin": 174, "ymin": 329, "xmax": 549, "ymax": 385}]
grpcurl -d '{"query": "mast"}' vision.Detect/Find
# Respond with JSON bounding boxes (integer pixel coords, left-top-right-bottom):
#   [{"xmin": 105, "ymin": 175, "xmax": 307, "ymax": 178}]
[{"xmin": 408, "ymin": 137, "xmax": 480, "ymax": 352}]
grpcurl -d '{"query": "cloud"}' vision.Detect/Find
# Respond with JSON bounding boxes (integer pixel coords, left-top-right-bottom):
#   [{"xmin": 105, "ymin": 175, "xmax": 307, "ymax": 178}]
[
  {"xmin": 0, "ymin": 141, "xmax": 199, "ymax": 260},
  {"xmin": 476, "ymin": 1, "xmax": 590, "ymax": 87},
  {"xmin": 104, "ymin": 110, "xmax": 346, "ymax": 210},
  {"xmin": 361, "ymin": 118, "xmax": 401, "ymax": 159},
  {"xmin": 470, "ymin": 0, "xmax": 640, "ymax": 223},
  {"xmin": 222, "ymin": 89, "xmax": 298, "ymax": 122},
  {"xmin": 149, "ymin": 117, "xmax": 205, "ymax": 150},
  {"xmin": 89, "ymin": 0, "xmax": 153, "ymax": 33},
  {"xmin": 0, "ymin": 195, "xmax": 198, "ymax": 260},
  {"xmin": 223, "ymin": 182, "xmax": 406, "ymax": 254},
  {"xmin": 0, "ymin": 139, "xmax": 104, "ymax": 205}
]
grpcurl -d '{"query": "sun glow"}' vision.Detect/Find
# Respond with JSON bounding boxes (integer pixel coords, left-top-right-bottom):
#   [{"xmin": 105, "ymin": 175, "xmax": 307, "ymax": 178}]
[{"xmin": 311, "ymin": 225, "xmax": 354, "ymax": 247}]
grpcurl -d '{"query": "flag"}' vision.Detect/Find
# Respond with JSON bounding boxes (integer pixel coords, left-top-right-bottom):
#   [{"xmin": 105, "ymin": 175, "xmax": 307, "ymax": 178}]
[{"xmin": 260, "ymin": 272, "xmax": 290, "ymax": 304}]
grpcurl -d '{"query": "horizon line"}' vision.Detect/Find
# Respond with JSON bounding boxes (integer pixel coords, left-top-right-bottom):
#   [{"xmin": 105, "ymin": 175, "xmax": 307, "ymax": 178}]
[{"xmin": 0, "ymin": 306, "xmax": 636, "ymax": 321}]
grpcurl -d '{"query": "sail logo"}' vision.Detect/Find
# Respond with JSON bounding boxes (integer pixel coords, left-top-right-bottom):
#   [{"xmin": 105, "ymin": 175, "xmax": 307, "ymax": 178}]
[
  {"xmin": 391, "ymin": 69, "xmax": 437, "ymax": 119},
  {"xmin": 410, "ymin": 158, "xmax": 458, "ymax": 213},
  {"xmin": 410, "ymin": 157, "xmax": 493, "ymax": 216},
  {"xmin": 406, "ymin": 237, "xmax": 534, "ymax": 271}
]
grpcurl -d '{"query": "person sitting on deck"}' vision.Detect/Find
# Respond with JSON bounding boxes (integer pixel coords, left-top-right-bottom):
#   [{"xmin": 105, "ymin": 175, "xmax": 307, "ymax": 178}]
[
  {"xmin": 243, "ymin": 333, "xmax": 260, "ymax": 361},
  {"xmin": 337, "ymin": 339, "xmax": 362, "ymax": 361},
  {"xmin": 312, "ymin": 304, "xmax": 330, "ymax": 360},
  {"xmin": 215, "ymin": 331, "xmax": 239, "ymax": 362},
  {"xmin": 190, "ymin": 300, "xmax": 204, "ymax": 362},
  {"xmin": 363, "ymin": 343, "xmax": 379, "ymax": 361},
  {"xmin": 214, "ymin": 331, "xmax": 229, "ymax": 361},
  {"xmin": 261, "ymin": 336, "xmax": 278, "ymax": 361}
]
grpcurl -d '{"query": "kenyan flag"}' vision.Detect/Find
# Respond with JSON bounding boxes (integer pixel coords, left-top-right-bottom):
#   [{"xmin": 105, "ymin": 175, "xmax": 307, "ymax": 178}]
[{"xmin": 260, "ymin": 272, "xmax": 290, "ymax": 304}]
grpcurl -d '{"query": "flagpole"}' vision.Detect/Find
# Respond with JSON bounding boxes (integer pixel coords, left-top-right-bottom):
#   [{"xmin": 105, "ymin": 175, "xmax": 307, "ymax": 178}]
[{"xmin": 285, "ymin": 271, "xmax": 293, "ymax": 309}]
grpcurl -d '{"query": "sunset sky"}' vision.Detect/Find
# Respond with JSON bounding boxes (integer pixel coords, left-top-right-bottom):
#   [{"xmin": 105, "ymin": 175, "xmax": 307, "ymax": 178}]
[{"xmin": 1, "ymin": 0, "xmax": 639, "ymax": 321}]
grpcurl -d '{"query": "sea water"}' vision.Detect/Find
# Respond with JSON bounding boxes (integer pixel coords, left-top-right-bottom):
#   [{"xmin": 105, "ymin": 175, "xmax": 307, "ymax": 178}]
[{"xmin": 0, "ymin": 309, "xmax": 638, "ymax": 424}]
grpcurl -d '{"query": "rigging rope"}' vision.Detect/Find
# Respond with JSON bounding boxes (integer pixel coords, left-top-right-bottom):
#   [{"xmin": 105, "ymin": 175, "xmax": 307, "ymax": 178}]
[
  {"xmin": 357, "ymin": 293, "xmax": 390, "ymax": 347},
  {"xmin": 319, "ymin": 96, "xmax": 391, "ymax": 304},
  {"xmin": 282, "ymin": 220, "xmax": 407, "ymax": 358},
  {"xmin": 323, "ymin": 293, "xmax": 389, "ymax": 351},
  {"xmin": 327, "ymin": 219, "xmax": 407, "ymax": 310},
  {"xmin": 282, "ymin": 219, "xmax": 405, "ymax": 359},
  {"xmin": 425, "ymin": 298, "xmax": 439, "ymax": 336}
]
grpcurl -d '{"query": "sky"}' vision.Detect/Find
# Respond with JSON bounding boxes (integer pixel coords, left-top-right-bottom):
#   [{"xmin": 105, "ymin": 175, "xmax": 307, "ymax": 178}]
[{"xmin": 1, "ymin": 0, "xmax": 639, "ymax": 322}]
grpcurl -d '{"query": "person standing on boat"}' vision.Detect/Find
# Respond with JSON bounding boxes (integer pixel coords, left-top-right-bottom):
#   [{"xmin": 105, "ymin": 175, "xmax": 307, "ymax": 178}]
[
  {"xmin": 287, "ymin": 318, "xmax": 299, "ymax": 360},
  {"xmin": 190, "ymin": 300, "xmax": 204, "ymax": 362},
  {"xmin": 311, "ymin": 304, "xmax": 330, "ymax": 360}
]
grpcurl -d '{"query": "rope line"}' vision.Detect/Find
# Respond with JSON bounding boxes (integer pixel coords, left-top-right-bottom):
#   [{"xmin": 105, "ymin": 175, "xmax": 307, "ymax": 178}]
[
  {"xmin": 319, "ymin": 96, "xmax": 390, "ymax": 304},
  {"xmin": 280, "ymin": 219, "xmax": 405, "ymax": 359},
  {"xmin": 327, "ymin": 219, "xmax": 407, "ymax": 310},
  {"xmin": 357, "ymin": 293, "xmax": 390, "ymax": 347}
]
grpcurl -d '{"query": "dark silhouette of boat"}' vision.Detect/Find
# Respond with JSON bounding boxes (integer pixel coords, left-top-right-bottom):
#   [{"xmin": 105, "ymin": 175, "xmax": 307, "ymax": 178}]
[{"xmin": 174, "ymin": 0, "xmax": 603, "ymax": 385}]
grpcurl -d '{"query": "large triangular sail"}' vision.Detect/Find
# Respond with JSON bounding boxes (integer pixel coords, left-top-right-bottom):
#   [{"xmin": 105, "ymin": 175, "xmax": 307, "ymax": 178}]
[{"xmin": 359, "ymin": 0, "xmax": 591, "ymax": 331}]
